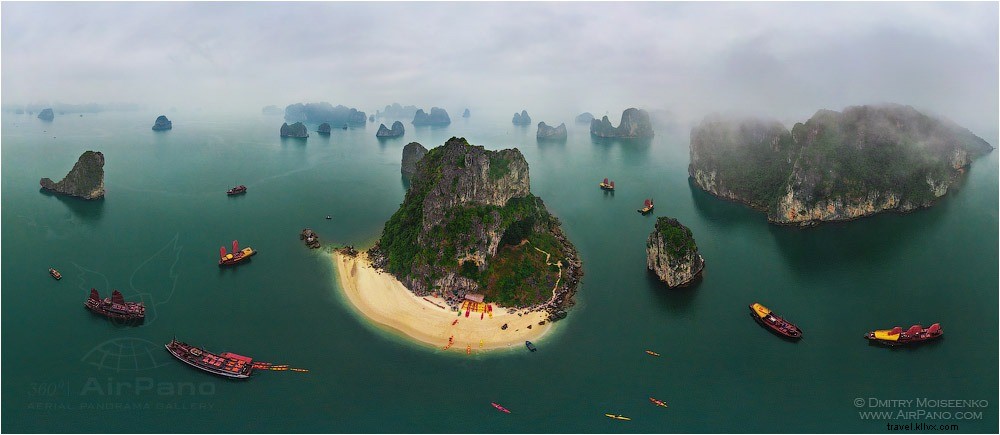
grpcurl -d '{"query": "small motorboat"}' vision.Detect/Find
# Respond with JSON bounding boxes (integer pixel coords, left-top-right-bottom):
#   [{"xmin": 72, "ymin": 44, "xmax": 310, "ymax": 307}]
[
  {"xmin": 525, "ymin": 341, "xmax": 537, "ymax": 352},
  {"xmin": 750, "ymin": 302, "xmax": 802, "ymax": 340},
  {"xmin": 48, "ymin": 268, "xmax": 62, "ymax": 280},
  {"xmin": 226, "ymin": 185, "xmax": 247, "ymax": 195},
  {"xmin": 866, "ymin": 324, "xmax": 942, "ymax": 346},
  {"xmin": 325, "ymin": 215, "xmax": 332, "ymax": 220},
  {"xmin": 649, "ymin": 397, "xmax": 668, "ymax": 408},
  {"xmin": 645, "ymin": 350, "xmax": 660, "ymax": 357},
  {"xmin": 491, "ymin": 402, "xmax": 511, "ymax": 414},
  {"xmin": 605, "ymin": 413, "xmax": 631, "ymax": 421}
]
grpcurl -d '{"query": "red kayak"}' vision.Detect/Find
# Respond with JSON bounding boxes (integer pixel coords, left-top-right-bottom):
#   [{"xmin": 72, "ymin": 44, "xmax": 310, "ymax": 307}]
[{"xmin": 491, "ymin": 402, "xmax": 511, "ymax": 414}]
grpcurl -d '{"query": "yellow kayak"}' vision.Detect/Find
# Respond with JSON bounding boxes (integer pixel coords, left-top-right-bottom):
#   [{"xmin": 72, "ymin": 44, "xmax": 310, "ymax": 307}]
[{"xmin": 605, "ymin": 413, "xmax": 631, "ymax": 421}]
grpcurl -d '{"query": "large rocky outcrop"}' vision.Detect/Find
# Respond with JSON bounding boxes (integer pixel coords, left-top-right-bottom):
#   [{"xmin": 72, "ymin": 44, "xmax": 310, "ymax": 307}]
[
  {"xmin": 39, "ymin": 151, "xmax": 105, "ymax": 200},
  {"xmin": 646, "ymin": 217, "xmax": 704, "ymax": 288},
  {"xmin": 151, "ymin": 115, "xmax": 172, "ymax": 131},
  {"xmin": 38, "ymin": 108, "xmax": 54, "ymax": 121},
  {"xmin": 536, "ymin": 122, "xmax": 567, "ymax": 140},
  {"xmin": 575, "ymin": 112, "xmax": 595, "ymax": 124},
  {"xmin": 370, "ymin": 137, "xmax": 583, "ymax": 317},
  {"xmin": 284, "ymin": 102, "xmax": 366, "ymax": 126},
  {"xmin": 591, "ymin": 108, "xmax": 654, "ymax": 138},
  {"xmin": 463, "ymin": 108, "xmax": 471, "ymax": 118},
  {"xmin": 689, "ymin": 104, "xmax": 994, "ymax": 226},
  {"xmin": 401, "ymin": 142, "xmax": 428, "ymax": 179},
  {"xmin": 379, "ymin": 103, "xmax": 419, "ymax": 121},
  {"xmin": 512, "ymin": 110, "xmax": 532, "ymax": 126},
  {"xmin": 377, "ymin": 121, "xmax": 405, "ymax": 138},
  {"xmin": 411, "ymin": 107, "xmax": 451, "ymax": 126},
  {"xmin": 317, "ymin": 123, "xmax": 331, "ymax": 134},
  {"xmin": 280, "ymin": 122, "xmax": 309, "ymax": 138}
]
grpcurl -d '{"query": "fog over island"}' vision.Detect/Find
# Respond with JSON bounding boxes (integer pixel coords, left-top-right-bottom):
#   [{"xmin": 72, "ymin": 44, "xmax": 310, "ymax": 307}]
[{"xmin": 2, "ymin": 2, "xmax": 996, "ymax": 139}]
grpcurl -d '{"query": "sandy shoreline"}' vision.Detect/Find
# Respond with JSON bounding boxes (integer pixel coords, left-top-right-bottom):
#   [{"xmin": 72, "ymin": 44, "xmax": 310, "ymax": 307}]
[{"xmin": 332, "ymin": 251, "xmax": 552, "ymax": 353}]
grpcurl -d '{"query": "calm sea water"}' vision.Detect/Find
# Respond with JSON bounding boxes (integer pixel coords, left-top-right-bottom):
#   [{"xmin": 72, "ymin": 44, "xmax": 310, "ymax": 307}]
[{"xmin": 2, "ymin": 110, "xmax": 997, "ymax": 433}]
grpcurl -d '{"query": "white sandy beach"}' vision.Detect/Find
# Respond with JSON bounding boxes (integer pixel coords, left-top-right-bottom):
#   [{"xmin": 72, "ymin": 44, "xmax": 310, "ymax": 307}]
[{"xmin": 332, "ymin": 251, "xmax": 552, "ymax": 353}]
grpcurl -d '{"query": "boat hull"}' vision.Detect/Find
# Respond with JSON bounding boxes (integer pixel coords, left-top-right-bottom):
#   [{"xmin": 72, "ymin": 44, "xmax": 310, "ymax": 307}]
[
  {"xmin": 749, "ymin": 304, "xmax": 802, "ymax": 340},
  {"xmin": 165, "ymin": 340, "xmax": 253, "ymax": 379},
  {"xmin": 865, "ymin": 331, "xmax": 943, "ymax": 347}
]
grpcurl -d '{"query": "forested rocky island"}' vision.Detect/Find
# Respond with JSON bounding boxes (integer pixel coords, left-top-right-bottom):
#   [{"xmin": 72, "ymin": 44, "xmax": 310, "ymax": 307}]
[
  {"xmin": 39, "ymin": 151, "xmax": 105, "ymax": 200},
  {"xmin": 377, "ymin": 121, "xmax": 405, "ymax": 138},
  {"xmin": 590, "ymin": 108, "xmax": 654, "ymax": 138},
  {"xmin": 646, "ymin": 217, "xmax": 704, "ymax": 288},
  {"xmin": 370, "ymin": 137, "xmax": 582, "ymax": 320},
  {"xmin": 689, "ymin": 104, "xmax": 994, "ymax": 225},
  {"xmin": 284, "ymin": 102, "xmax": 366, "ymax": 126},
  {"xmin": 411, "ymin": 107, "xmax": 451, "ymax": 126}
]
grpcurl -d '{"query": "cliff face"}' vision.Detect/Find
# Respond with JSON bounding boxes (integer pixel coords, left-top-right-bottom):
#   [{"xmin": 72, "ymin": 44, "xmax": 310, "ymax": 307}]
[
  {"xmin": 317, "ymin": 123, "xmax": 331, "ymax": 134},
  {"xmin": 151, "ymin": 115, "xmax": 172, "ymax": 131},
  {"xmin": 401, "ymin": 142, "xmax": 428, "ymax": 179},
  {"xmin": 536, "ymin": 122, "xmax": 567, "ymax": 140},
  {"xmin": 280, "ymin": 122, "xmax": 309, "ymax": 138},
  {"xmin": 371, "ymin": 137, "xmax": 583, "ymax": 316},
  {"xmin": 38, "ymin": 108, "xmax": 54, "ymax": 121},
  {"xmin": 377, "ymin": 121, "xmax": 405, "ymax": 137},
  {"xmin": 689, "ymin": 104, "xmax": 994, "ymax": 225},
  {"xmin": 590, "ymin": 108, "xmax": 654, "ymax": 138},
  {"xmin": 40, "ymin": 151, "xmax": 105, "ymax": 200},
  {"xmin": 512, "ymin": 110, "xmax": 532, "ymax": 125},
  {"xmin": 412, "ymin": 107, "xmax": 451, "ymax": 126},
  {"xmin": 646, "ymin": 217, "xmax": 704, "ymax": 288}
]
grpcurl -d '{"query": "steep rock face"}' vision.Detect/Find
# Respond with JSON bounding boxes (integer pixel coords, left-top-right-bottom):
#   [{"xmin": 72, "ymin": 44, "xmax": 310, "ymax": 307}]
[
  {"xmin": 536, "ymin": 122, "xmax": 567, "ymax": 140},
  {"xmin": 368, "ymin": 115, "xmax": 375, "ymax": 122},
  {"xmin": 370, "ymin": 137, "xmax": 583, "ymax": 316},
  {"xmin": 463, "ymin": 108, "xmax": 471, "ymax": 118},
  {"xmin": 317, "ymin": 123, "xmax": 331, "ymax": 134},
  {"xmin": 284, "ymin": 102, "xmax": 366, "ymax": 126},
  {"xmin": 512, "ymin": 110, "xmax": 532, "ymax": 125},
  {"xmin": 590, "ymin": 108, "xmax": 654, "ymax": 138},
  {"xmin": 575, "ymin": 112, "xmax": 594, "ymax": 124},
  {"xmin": 38, "ymin": 108, "xmax": 54, "ymax": 121},
  {"xmin": 689, "ymin": 104, "xmax": 994, "ymax": 225},
  {"xmin": 39, "ymin": 151, "xmax": 105, "ymax": 200},
  {"xmin": 280, "ymin": 122, "xmax": 309, "ymax": 138},
  {"xmin": 646, "ymin": 217, "xmax": 704, "ymax": 288},
  {"xmin": 412, "ymin": 107, "xmax": 451, "ymax": 126},
  {"xmin": 377, "ymin": 121, "xmax": 405, "ymax": 138},
  {"xmin": 401, "ymin": 142, "xmax": 428, "ymax": 179},
  {"xmin": 380, "ymin": 103, "xmax": 419, "ymax": 120},
  {"xmin": 151, "ymin": 115, "xmax": 172, "ymax": 131}
]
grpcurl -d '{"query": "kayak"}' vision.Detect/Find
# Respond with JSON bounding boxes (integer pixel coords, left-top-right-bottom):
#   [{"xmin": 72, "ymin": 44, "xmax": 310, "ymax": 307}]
[
  {"xmin": 605, "ymin": 413, "xmax": 631, "ymax": 421},
  {"xmin": 649, "ymin": 397, "xmax": 668, "ymax": 407},
  {"xmin": 645, "ymin": 350, "xmax": 660, "ymax": 357},
  {"xmin": 491, "ymin": 402, "xmax": 511, "ymax": 414}
]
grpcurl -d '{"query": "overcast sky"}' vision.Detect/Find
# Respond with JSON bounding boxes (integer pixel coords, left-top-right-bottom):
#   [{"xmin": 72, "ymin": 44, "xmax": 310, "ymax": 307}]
[{"xmin": 2, "ymin": 2, "xmax": 997, "ymax": 136}]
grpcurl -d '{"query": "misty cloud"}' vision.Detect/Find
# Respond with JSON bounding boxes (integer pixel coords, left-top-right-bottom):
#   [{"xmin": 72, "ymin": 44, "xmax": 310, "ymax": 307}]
[{"xmin": 2, "ymin": 2, "xmax": 996, "ymax": 139}]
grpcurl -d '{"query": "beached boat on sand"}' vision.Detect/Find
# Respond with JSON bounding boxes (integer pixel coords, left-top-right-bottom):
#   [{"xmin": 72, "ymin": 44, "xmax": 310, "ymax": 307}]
[{"xmin": 525, "ymin": 341, "xmax": 537, "ymax": 352}]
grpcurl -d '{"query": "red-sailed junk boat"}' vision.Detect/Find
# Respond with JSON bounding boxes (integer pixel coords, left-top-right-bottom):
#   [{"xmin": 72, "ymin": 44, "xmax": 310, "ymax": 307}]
[
  {"xmin": 866, "ymin": 324, "xmax": 942, "ymax": 346},
  {"xmin": 227, "ymin": 185, "xmax": 247, "ymax": 195},
  {"xmin": 219, "ymin": 240, "xmax": 255, "ymax": 267},
  {"xmin": 638, "ymin": 198, "xmax": 654, "ymax": 214},
  {"xmin": 750, "ymin": 302, "xmax": 802, "ymax": 340},
  {"xmin": 165, "ymin": 339, "xmax": 254, "ymax": 379},
  {"xmin": 599, "ymin": 178, "xmax": 615, "ymax": 191},
  {"xmin": 85, "ymin": 289, "xmax": 145, "ymax": 323}
]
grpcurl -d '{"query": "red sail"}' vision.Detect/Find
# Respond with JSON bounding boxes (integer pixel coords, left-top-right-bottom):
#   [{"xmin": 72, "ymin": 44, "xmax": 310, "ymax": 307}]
[
  {"xmin": 610, "ymin": 181, "xmax": 615, "ymax": 188},
  {"xmin": 233, "ymin": 240, "xmax": 239, "ymax": 252},
  {"xmin": 644, "ymin": 199, "xmax": 651, "ymax": 207},
  {"xmin": 111, "ymin": 290, "xmax": 125, "ymax": 305},
  {"xmin": 603, "ymin": 178, "xmax": 609, "ymax": 184},
  {"xmin": 89, "ymin": 288, "xmax": 100, "ymax": 301},
  {"xmin": 220, "ymin": 247, "xmax": 227, "ymax": 257},
  {"xmin": 906, "ymin": 325, "xmax": 923, "ymax": 335}
]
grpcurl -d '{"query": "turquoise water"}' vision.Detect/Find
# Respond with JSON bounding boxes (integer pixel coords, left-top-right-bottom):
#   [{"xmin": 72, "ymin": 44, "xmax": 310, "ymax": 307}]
[{"xmin": 2, "ymin": 111, "xmax": 997, "ymax": 433}]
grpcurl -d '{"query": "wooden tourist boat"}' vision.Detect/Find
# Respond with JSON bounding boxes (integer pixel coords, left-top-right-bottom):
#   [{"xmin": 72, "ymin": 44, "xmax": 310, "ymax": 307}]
[
  {"xmin": 866, "ymin": 324, "xmax": 942, "ymax": 346},
  {"xmin": 750, "ymin": 302, "xmax": 802, "ymax": 340}
]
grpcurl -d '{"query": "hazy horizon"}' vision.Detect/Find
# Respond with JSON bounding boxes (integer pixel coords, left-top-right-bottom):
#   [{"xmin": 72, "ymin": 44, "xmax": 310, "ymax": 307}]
[{"xmin": 2, "ymin": 2, "xmax": 997, "ymax": 138}]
